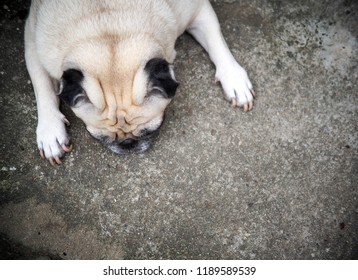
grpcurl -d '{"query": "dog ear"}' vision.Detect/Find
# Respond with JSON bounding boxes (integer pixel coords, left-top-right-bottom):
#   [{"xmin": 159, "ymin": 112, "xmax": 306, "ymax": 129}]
[
  {"xmin": 145, "ymin": 58, "xmax": 179, "ymax": 98},
  {"xmin": 58, "ymin": 69, "xmax": 87, "ymax": 107}
]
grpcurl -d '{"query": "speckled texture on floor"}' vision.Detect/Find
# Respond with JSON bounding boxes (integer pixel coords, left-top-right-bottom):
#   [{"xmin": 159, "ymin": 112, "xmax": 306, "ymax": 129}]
[{"xmin": 0, "ymin": 0, "xmax": 357, "ymax": 259}]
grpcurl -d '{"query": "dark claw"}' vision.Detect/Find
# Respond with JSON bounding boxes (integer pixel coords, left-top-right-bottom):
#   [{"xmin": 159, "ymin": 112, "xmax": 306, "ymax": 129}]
[
  {"xmin": 54, "ymin": 157, "xmax": 62, "ymax": 165},
  {"xmin": 62, "ymin": 144, "xmax": 73, "ymax": 152},
  {"xmin": 251, "ymin": 89, "xmax": 257, "ymax": 99}
]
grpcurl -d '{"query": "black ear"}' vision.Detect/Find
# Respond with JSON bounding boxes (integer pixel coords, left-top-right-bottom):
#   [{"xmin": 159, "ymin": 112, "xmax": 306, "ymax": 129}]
[
  {"xmin": 58, "ymin": 69, "xmax": 86, "ymax": 107},
  {"xmin": 145, "ymin": 58, "xmax": 179, "ymax": 98}
]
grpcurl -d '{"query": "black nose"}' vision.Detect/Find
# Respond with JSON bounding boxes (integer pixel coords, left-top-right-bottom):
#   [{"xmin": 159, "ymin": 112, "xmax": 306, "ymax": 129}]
[{"xmin": 120, "ymin": 138, "xmax": 137, "ymax": 149}]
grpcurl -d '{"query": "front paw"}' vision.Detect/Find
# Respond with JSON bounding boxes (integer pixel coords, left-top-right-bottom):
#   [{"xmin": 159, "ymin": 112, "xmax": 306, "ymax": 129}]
[
  {"xmin": 36, "ymin": 114, "xmax": 72, "ymax": 166},
  {"xmin": 215, "ymin": 64, "xmax": 256, "ymax": 112}
]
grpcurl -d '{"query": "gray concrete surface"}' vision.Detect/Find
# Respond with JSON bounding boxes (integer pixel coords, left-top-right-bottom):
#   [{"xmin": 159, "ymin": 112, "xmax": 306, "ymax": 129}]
[{"xmin": 0, "ymin": 0, "xmax": 357, "ymax": 260}]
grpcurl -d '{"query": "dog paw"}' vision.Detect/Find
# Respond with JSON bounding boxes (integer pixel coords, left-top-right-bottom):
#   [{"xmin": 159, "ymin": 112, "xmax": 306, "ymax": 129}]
[
  {"xmin": 36, "ymin": 114, "xmax": 72, "ymax": 166},
  {"xmin": 215, "ymin": 63, "xmax": 256, "ymax": 112}
]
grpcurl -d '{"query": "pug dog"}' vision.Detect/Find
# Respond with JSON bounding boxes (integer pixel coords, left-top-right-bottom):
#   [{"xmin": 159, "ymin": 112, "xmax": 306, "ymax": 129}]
[{"xmin": 25, "ymin": 0, "xmax": 255, "ymax": 165}]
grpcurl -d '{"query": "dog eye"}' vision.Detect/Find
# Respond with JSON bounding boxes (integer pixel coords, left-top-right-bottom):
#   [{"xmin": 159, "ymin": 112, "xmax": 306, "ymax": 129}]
[{"xmin": 145, "ymin": 87, "xmax": 167, "ymax": 99}]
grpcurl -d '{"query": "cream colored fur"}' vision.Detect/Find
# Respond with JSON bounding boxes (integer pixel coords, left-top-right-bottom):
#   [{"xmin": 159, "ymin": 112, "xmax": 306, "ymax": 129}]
[{"xmin": 25, "ymin": 0, "xmax": 254, "ymax": 165}]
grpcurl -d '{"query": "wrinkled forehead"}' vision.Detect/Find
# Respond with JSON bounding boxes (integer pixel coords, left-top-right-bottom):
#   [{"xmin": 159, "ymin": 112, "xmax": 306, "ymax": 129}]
[
  {"xmin": 78, "ymin": 65, "xmax": 169, "ymax": 137},
  {"xmin": 64, "ymin": 37, "xmax": 164, "ymax": 107},
  {"xmin": 84, "ymin": 65, "xmax": 148, "ymax": 113}
]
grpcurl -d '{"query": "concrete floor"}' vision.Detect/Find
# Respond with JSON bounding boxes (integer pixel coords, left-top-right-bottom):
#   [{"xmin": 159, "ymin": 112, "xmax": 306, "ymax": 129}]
[{"xmin": 0, "ymin": 0, "xmax": 357, "ymax": 259}]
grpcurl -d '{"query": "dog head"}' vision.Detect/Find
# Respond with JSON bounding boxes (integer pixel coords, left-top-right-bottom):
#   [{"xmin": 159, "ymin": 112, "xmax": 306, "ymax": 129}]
[{"xmin": 57, "ymin": 38, "xmax": 179, "ymax": 154}]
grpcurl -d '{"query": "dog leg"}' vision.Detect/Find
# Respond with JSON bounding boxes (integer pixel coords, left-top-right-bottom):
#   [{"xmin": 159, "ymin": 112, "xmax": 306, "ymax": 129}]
[
  {"xmin": 187, "ymin": 0, "xmax": 255, "ymax": 111},
  {"xmin": 25, "ymin": 21, "xmax": 71, "ymax": 165}
]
